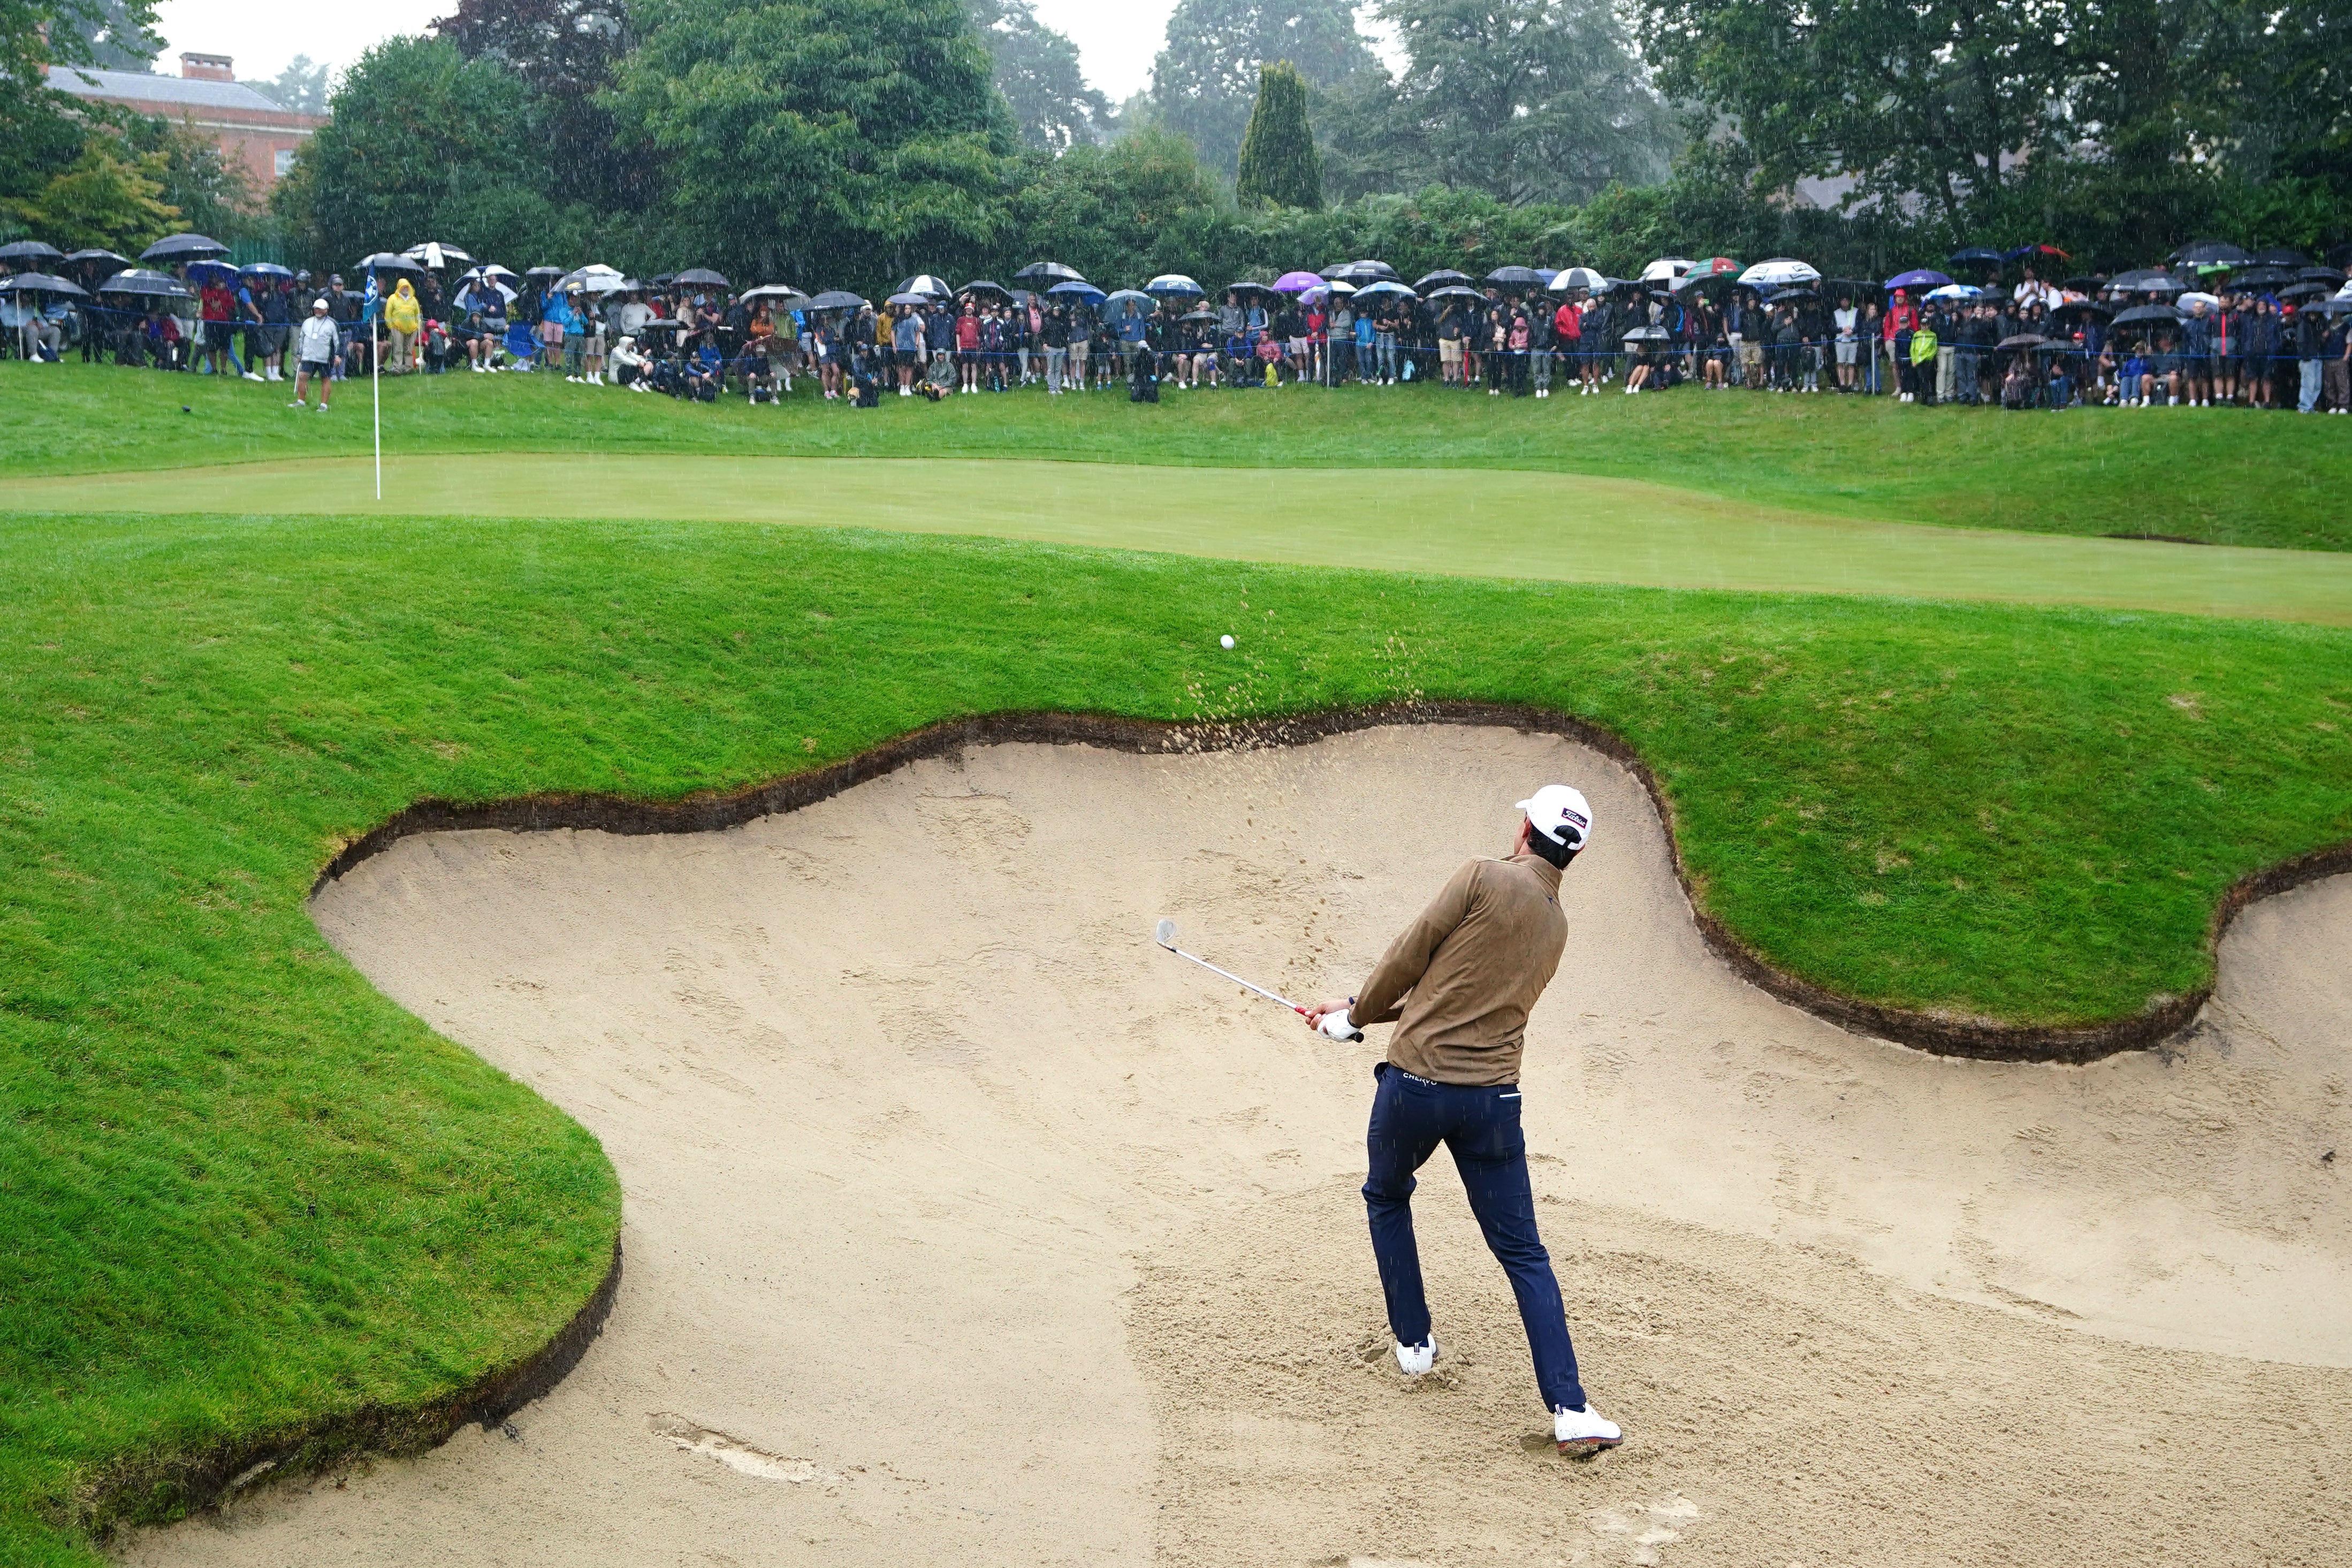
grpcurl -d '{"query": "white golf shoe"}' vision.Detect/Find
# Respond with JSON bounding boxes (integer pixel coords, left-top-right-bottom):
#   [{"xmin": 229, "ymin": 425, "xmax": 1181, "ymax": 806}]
[
  {"xmin": 1394, "ymin": 1337, "xmax": 1436, "ymax": 1376},
  {"xmin": 1554, "ymin": 1403, "xmax": 1623, "ymax": 1453}
]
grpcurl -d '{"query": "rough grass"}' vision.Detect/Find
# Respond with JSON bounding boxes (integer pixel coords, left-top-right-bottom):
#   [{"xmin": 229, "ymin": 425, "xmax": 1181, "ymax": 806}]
[
  {"xmin": 4, "ymin": 359, "xmax": 2347, "ymax": 551},
  {"xmin": 4, "ymin": 505, "xmax": 2350, "ymax": 1561}
]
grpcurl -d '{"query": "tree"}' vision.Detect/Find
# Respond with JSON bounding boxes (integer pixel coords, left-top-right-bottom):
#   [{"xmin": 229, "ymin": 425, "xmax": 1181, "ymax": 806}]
[
  {"xmin": 2, "ymin": 0, "xmax": 161, "ymax": 206},
  {"xmin": 1235, "ymin": 60, "xmax": 1321, "ymax": 208},
  {"xmin": 607, "ymin": 0, "xmax": 1016, "ymax": 284},
  {"xmin": 969, "ymin": 0, "xmax": 1110, "ymax": 154},
  {"xmin": 1366, "ymin": 0, "xmax": 1675, "ymax": 207},
  {"xmin": 1147, "ymin": 0, "xmax": 1376, "ymax": 179},
  {"xmin": 60, "ymin": 0, "xmax": 160, "ymax": 70},
  {"xmin": 433, "ymin": 0, "xmax": 644, "ymax": 207},
  {"xmin": 261, "ymin": 55, "xmax": 333, "ymax": 115},
  {"xmin": 1, "ymin": 140, "xmax": 177, "ymax": 250},
  {"xmin": 1005, "ymin": 126, "xmax": 1220, "ymax": 282},
  {"xmin": 273, "ymin": 35, "xmax": 595, "ymax": 271}
]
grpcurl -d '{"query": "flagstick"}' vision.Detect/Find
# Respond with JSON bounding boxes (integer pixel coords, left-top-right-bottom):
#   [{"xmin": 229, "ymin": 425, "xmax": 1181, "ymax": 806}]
[{"xmin": 372, "ymin": 321, "xmax": 382, "ymax": 500}]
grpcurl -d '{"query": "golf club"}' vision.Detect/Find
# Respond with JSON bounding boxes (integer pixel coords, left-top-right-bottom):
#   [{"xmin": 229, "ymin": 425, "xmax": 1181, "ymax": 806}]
[{"xmin": 1153, "ymin": 919, "xmax": 1365, "ymax": 1040}]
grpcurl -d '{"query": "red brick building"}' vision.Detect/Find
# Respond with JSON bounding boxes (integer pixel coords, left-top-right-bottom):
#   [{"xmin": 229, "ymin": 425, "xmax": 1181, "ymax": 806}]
[{"xmin": 48, "ymin": 53, "xmax": 326, "ymax": 191}]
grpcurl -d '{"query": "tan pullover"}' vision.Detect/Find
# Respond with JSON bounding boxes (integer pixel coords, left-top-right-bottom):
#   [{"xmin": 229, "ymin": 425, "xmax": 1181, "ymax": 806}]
[{"xmin": 1352, "ymin": 853, "xmax": 1567, "ymax": 1087}]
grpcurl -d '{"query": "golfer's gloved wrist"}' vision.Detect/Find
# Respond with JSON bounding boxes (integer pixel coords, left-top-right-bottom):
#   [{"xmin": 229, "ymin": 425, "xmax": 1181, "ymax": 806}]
[{"xmin": 1319, "ymin": 1009, "xmax": 1364, "ymax": 1041}]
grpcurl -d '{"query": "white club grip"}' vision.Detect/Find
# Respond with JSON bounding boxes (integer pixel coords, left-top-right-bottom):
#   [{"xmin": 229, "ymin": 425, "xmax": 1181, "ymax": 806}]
[{"xmin": 1319, "ymin": 1010, "xmax": 1365, "ymax": 1042}]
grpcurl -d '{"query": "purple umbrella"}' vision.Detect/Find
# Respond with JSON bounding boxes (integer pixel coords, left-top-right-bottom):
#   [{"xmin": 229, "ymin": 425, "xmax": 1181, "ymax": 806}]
[
  {"xmin": 1886, "ymin": 269, "xmax": 1952, "ymax": 291},
  {"xmin": 1272, "ymin": 271, "xmax": 1323, "ymax": 293}
]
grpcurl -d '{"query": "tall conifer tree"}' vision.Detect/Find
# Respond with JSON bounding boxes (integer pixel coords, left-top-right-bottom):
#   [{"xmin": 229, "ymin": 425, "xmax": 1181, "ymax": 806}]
[{"xmin": 1234, "ymin": 60, "xmax": 1321, "ymax": 208}]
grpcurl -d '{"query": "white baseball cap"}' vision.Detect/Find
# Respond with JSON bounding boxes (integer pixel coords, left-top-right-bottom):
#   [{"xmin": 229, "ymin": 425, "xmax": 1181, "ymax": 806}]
[{"xmin": 1517, "ymin": 784, "xmax": 1593, "ymax": 850}]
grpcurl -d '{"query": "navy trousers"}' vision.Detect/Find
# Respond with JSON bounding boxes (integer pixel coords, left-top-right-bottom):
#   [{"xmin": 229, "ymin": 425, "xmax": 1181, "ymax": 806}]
[{"xmin": 1363, "ymin": 1062, "xmax": 1587, "ymax": 1413}]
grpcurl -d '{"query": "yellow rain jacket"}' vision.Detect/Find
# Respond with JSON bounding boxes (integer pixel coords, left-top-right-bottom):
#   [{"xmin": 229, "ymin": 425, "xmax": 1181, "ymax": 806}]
[{"xmin": 385, "ymin": 279, "xmax": 421, "ymax": 334}]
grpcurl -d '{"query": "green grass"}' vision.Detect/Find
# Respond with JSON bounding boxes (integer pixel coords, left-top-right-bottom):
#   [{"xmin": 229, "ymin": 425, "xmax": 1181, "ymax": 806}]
[
  {"xmin": 5, "ymin": 360, "xmax": 2348, "ymax": 551},
  {"xmin": 4, "ymin": 504, "xmax": 2351, "ymax": 1562}
]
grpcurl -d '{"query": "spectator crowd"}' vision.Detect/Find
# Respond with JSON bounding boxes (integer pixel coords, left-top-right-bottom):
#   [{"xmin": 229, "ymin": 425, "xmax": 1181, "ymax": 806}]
[{"xmin": 6, "ymin": 238, "xmax": 2350, "ymax": 415}]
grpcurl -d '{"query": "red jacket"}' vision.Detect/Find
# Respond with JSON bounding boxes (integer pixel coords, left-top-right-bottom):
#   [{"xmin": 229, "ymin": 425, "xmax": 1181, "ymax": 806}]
[
  {"xmin": 1884, "ymin": 302, "xmax": 1918, "ymax": 339},
  {"xmin": 1554, "ymin": 302, "xmax": 1581, "ymax": 342}
]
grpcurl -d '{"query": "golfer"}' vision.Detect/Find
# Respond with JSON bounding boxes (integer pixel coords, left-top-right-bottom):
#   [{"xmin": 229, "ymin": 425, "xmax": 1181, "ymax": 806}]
[{"xmin": 1306, "ymin": 785, "xmax": 1622, "ymax": 1454}]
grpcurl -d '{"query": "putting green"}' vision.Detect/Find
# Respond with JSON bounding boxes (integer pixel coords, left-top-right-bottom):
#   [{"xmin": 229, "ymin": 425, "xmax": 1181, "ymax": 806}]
[{"xmin": 14, "ymin": 453, "xmax": 2348, "ymax": 624}]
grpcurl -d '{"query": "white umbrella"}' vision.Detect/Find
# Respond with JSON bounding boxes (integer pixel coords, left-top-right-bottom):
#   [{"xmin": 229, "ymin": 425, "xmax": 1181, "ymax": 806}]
[
  {"xmin": 405, "ymin": 241, "xmax": 474, "ymax": 269},
  {"xmin": 1738, "ymin": 258, "xmax": 1821, "ymax": 288},
  {"xmin": 1549, "ymin": 266, "xmax": 1608, "ymax": 293},
  {"xmin": 559, "ymin": 263, "xmax": 626, "ymax": 294},
  {"xmin": 2178, "ymin": 291, "xmax": 2222, "ymax": 310},
  {"xmin": 1638, "ymin": 257, "xmax": 1694, "ymax": 283},
  {"xmin": 1924, "ymin": 283, "xmax": 1982, "ymax": 301}
]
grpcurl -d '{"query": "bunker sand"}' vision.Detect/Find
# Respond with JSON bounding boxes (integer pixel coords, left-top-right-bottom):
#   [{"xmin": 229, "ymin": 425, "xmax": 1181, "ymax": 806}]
[{"xmin": 124, "ymin": 727, "xmax": 2352, "ymax": 1566}]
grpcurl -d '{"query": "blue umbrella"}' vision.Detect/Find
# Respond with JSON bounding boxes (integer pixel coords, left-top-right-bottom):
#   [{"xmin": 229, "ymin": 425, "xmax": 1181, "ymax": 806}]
[
  {"xmin": 239, "ymin": 262, "xmax": 295, "ymax": 279},
  {"xmin": 1353, "ymin": 280, "xmax": 1419, "ymax": 299},
  {"xmin": 1047, "ymin": 280, "xmax": 1105, "ymax": 302},
  {"xmin": 1103, "ymin": 288, "xmax": 1155, "ymax": 313},
  {"xmin": 1144, "ymin": 273, "xmax": 1203, "ymax": 296},
  {"xmin": 1886, "ymin": 269, "xmax": 1952, "ymax": 291},
  {"xmin": 184, "ymin": 258, "xmax": 239, "ymax": 284}
]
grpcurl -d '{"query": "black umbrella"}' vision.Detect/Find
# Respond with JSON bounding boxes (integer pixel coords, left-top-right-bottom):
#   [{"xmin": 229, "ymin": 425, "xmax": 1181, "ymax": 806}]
[
  {"xmin": 63, "ymin": 248, "xmax": 131, "ymax": 272},
  {"xmin": 2060, "ymin": 275, "xmax": 2107, "ymax": 294},
  {"xmin": 1997, "ymin": 333, "xmax": 2049, "ymax": 349},
  {"xmin": 1332, "ymin": 260, "xmax": 1397, "ymax": 283},
  {"xmin": 2170, "ymin": 239, "xmax": 2250, "ymax": 267},
  {"xmin": 1013, "ymin": 261, "xmax": 1083, "ymax": 284},
  {"xmin": 958, "ymin": 279, "xmax": 1011, "ymax": 299},
  {"xmin": 97, "ymin": 268, "xmax": 192, "ymax": 298},
  {"xmin": 140, "ymin": 233, "xmax": 227, "ymax": 262},
  {"xmin": 0, "ymin": 239, "xmax": 63, "ymax": 264},
  {"xmin": 2226, "ymin": 266, "xmax": 2296, "ymax": 288},
  {"xmin": 2278, "ymin": 281, "xmax": 2330, "ymax": 301},
  {"xmin": 804, "ymin": 290, "xmax": 865, "ymax": 311},
  {"xmin": 673, "ymin": 267, "xmax": 730, "ymax": 288},
  {"xmin": 1765, "ymin": 288, "xmax": 1818, "ymax": 304},
  {"xmin": 1223, "ymin": 280, "xmax": 1278, "ymax": 300},
  {"xmin": 524, "ymin": 265, "xmax": 568, "ymax": 280},
  {"xmin": 1414, "ymin": 269, "xmax": 1472, "ymax": 291},
  {"xmin": 1947, "ymin": 246, "xmax": 2004, "ymax": 265},
  {"xmin": 2110, "ymin": 303, "xmax": 2184, "ymax": 327},
  {"xmin": 1, "ymin": 271, "xmax": 87, "ymax": 296},
  {"xmin": 2049, "ymin": 300, "xmax": 2112, "ymax": 319},
  {"xmin": 1622, "ymin": 325, "xmax": 1670, "ymax": 341},
  {"xmin": 2109, "ymin": 269, "xmax": 2184, "ymax": 293},
  {"xmin": 1426, "ymin": 285, "xmax": 1486, "ymax": 301},
  {"xmin": 1483, "ymin": 265, "xmax": 1545, "ymax": 286},
  {"xmin": 1179, "ymin": 308, "xmax": 1218, "ymax": 323},
  {"xmin": 2251, "ymin": 248, "xmax": 2311, "ymax": 268},
  {"xmin": 2330, "ymin": 243, "xmax": 2352, "ymax": 271},
  {"xmin": 356, "ymin": 252, "xmax": 426, "ymax": 273},
  {"xmin": 2298, "ymin": 265, "xmax": 2346, "ymax": 285}
]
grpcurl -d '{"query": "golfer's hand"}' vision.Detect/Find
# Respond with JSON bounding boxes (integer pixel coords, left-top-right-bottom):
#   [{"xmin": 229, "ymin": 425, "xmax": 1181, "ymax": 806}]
[{"xmin": 1304, "ymin": 998, "xmax": 1351, "ymax": 1029}]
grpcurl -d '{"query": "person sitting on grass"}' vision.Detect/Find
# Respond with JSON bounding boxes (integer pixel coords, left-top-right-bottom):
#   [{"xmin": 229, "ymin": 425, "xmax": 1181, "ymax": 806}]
[{"xmin": 610, "ymin": 335, "xmax": 648, "ymax": 390}]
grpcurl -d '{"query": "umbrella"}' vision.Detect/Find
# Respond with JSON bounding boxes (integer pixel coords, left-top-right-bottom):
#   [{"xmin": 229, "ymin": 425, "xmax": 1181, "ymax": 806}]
[
  {"xmin": 1272, "ymin": 271, "xmax": 1323, "ymax": 293},
  {"xmin": 2278, "ymin": 281, "xmax": 2330, "ymax": 301},
  {"xmin": 1997, "ymin": 333, "xmax": 2049, "ymax": 349},
  {"xmin": 2060, "ymin": 274, "xmax": 2108, "ymax": 294},
  {"xmin": 403, "ymin": 242, "xmax": 473, "ymax": 268},
  {"xmin": 0, "ymin": 272, "xmax": 86, "ymax": 296},
  {"xmin": 1329, "ymin": 260, "xmax": 1397, "ymax": 284},
  {"xmin": 2330, "ymin": 243, "xmax": 2352, "ymax": 270},
  {"xmin": 740, "ymin": 284, "xmax": 809, "ymax": 306},
  {"xmin": 1486, "ymin": 265, "xmax": 1547, "ymax": 286},
  {"xmin": 2225, "ymin": 266, "xmax": 2296, "ymax": 288},
  {"xmin": 1414, "ymin": 269, "xmax": 1473, "ymax": 291},
  {"xmin": 62, "ymin": 248, "xmax": 131, "ymax": 273},
  {"xmin": 461, "ymin": 264, "xmax": 520, "ymax": 285},
  {"xmin": 2049, "ymin": 300, "xmax": 2112, "ymax": 319},
  {"xmin": 1144, "ymin": 273, "xmax": 1204, "ymax": 296},
  {"xmin": 1765, "ymin": 287, "xmax": 1818, "ymax": 304},
  {"xmin": 2176, "ymin": 291, "xmax": 2222, "ymax": 310},
  {"xmin": 1820, "ymin": 276, "xmax": 1879, "ymax": 296},
  {"xmin": 1223, "ymin": 280, "xmax": 1278, "ymax": 300},
  {"xmin": 560, "ymin": 264, "xmax": 628, "ymax": 295},
  {"xmin": 1622, "ymin": 325, "xmax": 1670, "ymax": 341},
  {"xmin": 1739, "ymin": 258, "xmax": 1821, "ymax": 288},
  {"xmin": 2109, "ymin": 269, "xmax": 2183, "ymax": 293},
  {"xmin": 2298, "ymin": 265, "xmax": 2346, "ymax": 284},
  {"xmin": 885, "ymin": 291, "xmax": 934, "ymax": 307},
  {"xmin": 184, "ymin": 258, "xmax": 240, "ymax": 284},
  {"xmin": 356, "ymin": 252, "xmax": 426, "ymax": 274},
  {"xmin": 1312, "ymin": 279, "xmax": 1358, "ymax": 296},
  {"xmin": 239, "ymin": 262, "xmax": 294, "ymax": 279},
  {"xmin": 958, "ymin": 278, "xmax": 1011, "ymax": 299},
  {"xmin": 97, "ymin": 268, "xmax": 191, "ymax": 298},
  {"xmin": 803, "ymin": 290, "xmax": 866, "ymax": 312},
  {"xmin": 896, "ymin": 274, "xmax": 952, "ymax": 299},
  {"xmin": 0, "ymin": 239, "xmax": 63, "ymax": 264},
  {"xmin": 2110, "ymin": 303, "xmax": 2184, "ymax": 327},
  {"xmin": 2171, "ymin": 239, "xmax": 2250, "ymax": 267},
  {"xmin": 673, "ymin": 267, "xmax": 730, "ymax": 288},
  {"xmin": 1046, "ymin": 279, "xmax": 1105, "ymax": 302},
  {"xmin": 2004, "ymin": 243, "xmax": 2069, "ymax": 262},
  {"xmin": 1636, "ymin": 258, "xmax": 1693, "ymax": 283},
  {"xmin": 1351, "ymin": 280, "xmax": 1417, "ymax": 299},
  {"xmin": 1013, "ymin": 261, "xmax": 1084, "ymax": 284},
  {"xmin": 1884, "ymin": 268, "xmax": 1952, "ymax": 291},
  {"xmin": 140, "ymin": 233, "xmax": 227, "ymax": 262},
  {"xmin": 1180, "ymin": 307, "xmax": 1219, "ymax": 323},
  {"xmin": 1924, "ymin": 283, "xmax": 1982, "ymax": 301},
  {"xmin": 2252, "ymin": 248, "xmax": 2312, "ymax": 268},
  {"xmin": 1549, "ymin": 266, "xmax": 1608, "ymax": 293},
  {"xmin": 524, "ymin": 265, "xmax": 567, "ymax": 280},
  {"xmin": 1424, "ymin": 285, "xmax": 1485, "ymax": 302},
  {"xmin": 1948, "ymin": 246, "xmax": 2004, "ymax": 265},
  {"xmin": 1103, "ymin": 288, "xmax": 1156, "ymax": 313},
  {"xmin": 1673, "ymin": 257, "xmax": 1742, "ymax": 287}
]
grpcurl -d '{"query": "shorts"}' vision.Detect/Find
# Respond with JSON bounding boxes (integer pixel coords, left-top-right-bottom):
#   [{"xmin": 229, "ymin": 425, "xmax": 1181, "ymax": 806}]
[
  {"xmin": 539, "ymin": 322, "xmax": 564, "ymax": 346},
  {"xmin": 1287, "ymin": 337, "xmax": 1308, "ymax": 356},
  {"xmin": 258, "ymin": 324, "xmax": 288, "ymax": 354},
  {"xmin": 203, "ymin": 319, "xmax": 232, "ymax": 350},
  {"xmin": 1438, "ymin": 339, "xmax": 1464, "ymax": 367},
  {"xmin": 1835, "ymin": 338, "xmax": 1858, "ymax": 365},
  {"xmin": 299, "ymin": 359, "xmax": 330, "ymax": 377}
]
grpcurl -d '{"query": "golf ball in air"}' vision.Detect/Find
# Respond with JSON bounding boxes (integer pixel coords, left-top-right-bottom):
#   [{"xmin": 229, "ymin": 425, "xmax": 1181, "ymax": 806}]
[{"xmin": 1220, "ymin": 634, "xmax": 1236, "ymax": 649}]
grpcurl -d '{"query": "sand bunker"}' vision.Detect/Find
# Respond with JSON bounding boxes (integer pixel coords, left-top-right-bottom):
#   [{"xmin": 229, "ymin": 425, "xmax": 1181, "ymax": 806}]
[{"xmin": 125, "ymin": 726, "xmax": 2351, "ymax": 1566}]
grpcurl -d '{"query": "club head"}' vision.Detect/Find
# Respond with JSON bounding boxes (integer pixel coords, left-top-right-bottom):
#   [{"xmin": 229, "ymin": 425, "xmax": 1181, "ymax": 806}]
[{"xmin": 1154, "ymin": 918, "xmax": 1176, "ymax": 949}]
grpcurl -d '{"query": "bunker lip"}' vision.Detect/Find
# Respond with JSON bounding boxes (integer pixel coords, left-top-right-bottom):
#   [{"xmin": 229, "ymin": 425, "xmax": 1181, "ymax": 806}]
[
  {"xmin": 68, "ymin": 1239, "xmax": 621, "ymax": 1543},
  {"xmin": 312, "ymin": 702, "xmax": 2352, "ymax": 1065}
]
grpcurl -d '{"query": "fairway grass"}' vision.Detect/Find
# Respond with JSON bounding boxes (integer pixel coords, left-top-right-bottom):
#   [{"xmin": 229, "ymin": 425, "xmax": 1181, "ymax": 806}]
[
  {"xmin": 5, "ymin": 361, "xmax": 2348, "ymax": 551},
  {"xmin": 15, "ymin": 453, "xmax": 2349, "ymax": 626}
]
